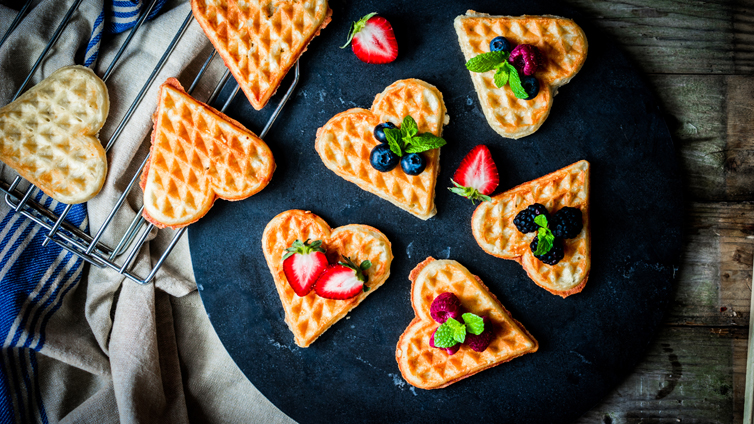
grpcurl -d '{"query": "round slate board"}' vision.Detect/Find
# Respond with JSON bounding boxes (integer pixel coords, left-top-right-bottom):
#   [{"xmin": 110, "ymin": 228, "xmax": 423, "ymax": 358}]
[{"xmin": 189, "ymin": 0, "xmax": 684, "ymax": 422}]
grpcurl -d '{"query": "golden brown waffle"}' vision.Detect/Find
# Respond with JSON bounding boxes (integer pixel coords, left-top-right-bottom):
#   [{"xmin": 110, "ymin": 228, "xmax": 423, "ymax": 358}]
[
  {"xmin": 396, "ymin": 257, "xmax": 538, "ymax": 389},
  {"xmin": 140, "ymin": 78, "xmax": 275, "ymax": 229},
  {"xmin": 471, "ymin": 160, "xmax": 590, "ymax": 297},
  {"xmin": 454, "ymin": 11, "xmax": 588, "ymax": 139},
  {"xmin": 191, "ymin": 0, "xmax": 332, "ymax": 110},
  {"xmin": 315, "ymin": 79, "xmax": 449, "ymax": 220},
  {"xmin": 261, "ymin": 210, "xmax": 393, "ymax": 347},
  {"xmin": 0, "ymin": 65, "xmax": 108, "ymax": 204}
]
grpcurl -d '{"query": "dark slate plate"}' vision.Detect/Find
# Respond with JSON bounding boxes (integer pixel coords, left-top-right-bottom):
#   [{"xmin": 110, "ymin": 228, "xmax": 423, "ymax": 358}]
[{"xmin": 189, "ymin": 0, "xmax": 683, "ymax": 422}]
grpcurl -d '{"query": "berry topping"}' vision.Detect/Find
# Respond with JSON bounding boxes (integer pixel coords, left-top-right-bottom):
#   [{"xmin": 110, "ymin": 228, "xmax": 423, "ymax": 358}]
[
  {"xmin": 552, "ymin": 207, "xmax": 583, "ymax": 239},
  {"xmin": 401, "ymin": 153, "xmax": 426, "ymax": 175},
  {"xmin": 341, "ymin": 13, "xmax": 398, "ymax": 64},
  {"xmin": 465, "ymin": 316, "xmax": 494, "ymax": 352},
  {"xmin": 449, "ymin": 145, "xmax": 499, "ymax": 204},
  {"xmin": 508, "ymin": 44, "xmax": 544, "ymax": 76},
  {"xmin": 370, "ymin": 144, "xmax": 399, "ymax": 172},
  {"xmin": 430, "ymin": 292, "xmax": 462, "ymax": 324},
  {"xmin": 282, "ymin": 239, "xmax": 328, "ymax": 297},
  {"xmin": 314, "ymin": 256, "xmax": 372, "ymax": 300},
  {"xmin": 489, "ymin": 36, "xmax": 512, "ymax": 53},
  {"xmin": 374, "ymin": 122, "xmax": 397, "ymax": 143},
  {"xmin": 520, "ymin": 75, "xmax": 540, "ymax": 100},
  {"xmin": 530, "ymin": 237, "xmax": 565, "ymax": 265},
  {"xmin": 430, "ymin": 328, "xmax": 460, "ymax": 355},
  {"xmin": 513, "ymin": 203, "xmax": 550, "ymax": 233}
]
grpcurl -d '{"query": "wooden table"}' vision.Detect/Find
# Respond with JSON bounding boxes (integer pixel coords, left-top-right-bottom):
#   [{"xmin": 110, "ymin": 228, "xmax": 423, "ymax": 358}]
[{"xmin": 561, "ymin": 1, "xmax": 753, "ymax": 422}]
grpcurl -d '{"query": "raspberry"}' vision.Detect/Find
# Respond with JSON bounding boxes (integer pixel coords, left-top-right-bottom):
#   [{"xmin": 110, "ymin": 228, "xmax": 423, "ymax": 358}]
[
  {"xmin": 530, "ymin": 237, "xmax": 565, "ymax": 265},
  {"xmin": 552, "ymin": 207, "xmax": 583, "ymax": 239},
  {"xmin": 508, "ymin": 44, "xmax": 544, "ymax": 76},
  {"xmin": 430, "ymin": 329, "xmax": 460, "ymax": 355},
  {"xmin": 513, "ymin": 203, "xmax": 550, "ymax": 234},
  {"xmin": 466, "ymin": 316, "xmax": 494, "ymax": 352},
  {"xmin": 430, "ymin": 292, "xmax": 462, "ymax": 324}
]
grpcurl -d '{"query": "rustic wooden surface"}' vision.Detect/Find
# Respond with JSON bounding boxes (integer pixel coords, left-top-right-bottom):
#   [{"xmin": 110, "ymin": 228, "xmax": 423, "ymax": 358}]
[{"xmin": 561, "ymin": 0, "xmax": 754, "ymax": 422}]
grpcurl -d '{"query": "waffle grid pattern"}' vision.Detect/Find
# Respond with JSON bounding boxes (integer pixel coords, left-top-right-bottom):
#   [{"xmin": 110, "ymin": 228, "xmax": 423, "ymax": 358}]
[
  {"xmin": 0, "ymin": 66, "xmax": 108, "ymax": 204},
  {"xmin": 192, "ymin": 0, "xmax": 330, "ymax": 110},
  {"xmin": 262, "ymin": 210, "xmax": 392, "ymax": 347},
  {"xmin": 315, "ymin": 79, "xmax": 448, "ymax": 220},
  {"xmin": 397, "ymin": 259, "xmax": 537, "ymax": 389}
]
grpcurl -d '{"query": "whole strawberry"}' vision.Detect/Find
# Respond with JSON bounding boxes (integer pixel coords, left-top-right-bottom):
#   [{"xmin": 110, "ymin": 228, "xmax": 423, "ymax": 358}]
[
  {"xmin": 341, "ymin": 13, "xmax": 398, "ymax": 64},
  {"xmin": 449, "ymin": 145, "xmax": 499, "ymax": 204},
  {"xmin": 282, "ymin": 239, "xmax": 328, "ymax": 297}
]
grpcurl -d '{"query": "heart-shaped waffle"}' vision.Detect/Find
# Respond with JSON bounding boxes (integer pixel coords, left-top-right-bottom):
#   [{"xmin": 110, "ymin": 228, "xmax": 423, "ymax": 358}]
[
  {"xmin": 454, "ymin": 11, "xmax": 588, "ymax": 139},
  {"xmin": 315, "ymin": 79, "xmax": 449, "ymax": 220},
  {"xmin": 471, "ymin": 160, "xmax": 590, "ymax": 297},
  {"xmin": 0, "ymin": 65, "xmax": 108, "ymax": 204},
  {"xmin": 191, "ymin": 0, "xmax": 332, "ymax": 110},
  {"xmin": 396, "ymin": 257, "xmax": 538, "ymax": 389},
  {"xmin": 140, "ymin": 78, "xmax": 275, "ymax": 229},
  {"xmin": 261, "ymin": 210, "xmax": 393, "ymax": 347}
]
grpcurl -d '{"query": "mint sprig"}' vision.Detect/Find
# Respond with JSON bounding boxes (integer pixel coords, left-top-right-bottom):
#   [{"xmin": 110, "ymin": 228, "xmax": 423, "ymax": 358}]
[
  {"xmin": 465, "ymin": 51, "xmax": 529, "ymax": 99},
  {"xmin": 383, "ymin": 116, "xmax": 446, "ymax": 157},
  {"xmin": 341, "ymin": 12, "xmax": 377, "ymax": 49},
  {"xmin": 433, "ymin": 313, "xmax": 486, "ymax": 348},
  {"xmin": 448, "ymin": 180, "xmax": 492, "ymax": 204},
  {"xmin": 462, "ymin": 313, "xmax": 485, "ymax": 335},
  {"xmin": 532, "ymin": 215, "xmax": 555, "ymax": 255}
]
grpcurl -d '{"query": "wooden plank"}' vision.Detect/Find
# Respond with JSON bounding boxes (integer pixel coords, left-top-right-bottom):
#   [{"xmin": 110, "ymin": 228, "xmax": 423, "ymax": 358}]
[
  {"xmin": 576, "ymin": 326, "xmax": 746, "ymax": 423},
  {"xmin": 566, "ymin": 0, "xmax": 754, "ymax": 74}
]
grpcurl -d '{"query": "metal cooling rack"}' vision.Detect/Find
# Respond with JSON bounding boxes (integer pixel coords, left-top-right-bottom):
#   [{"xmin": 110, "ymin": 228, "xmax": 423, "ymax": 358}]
[{"xmin": 0, "ymin": 1, "xmax": 300, "ymax": 284}]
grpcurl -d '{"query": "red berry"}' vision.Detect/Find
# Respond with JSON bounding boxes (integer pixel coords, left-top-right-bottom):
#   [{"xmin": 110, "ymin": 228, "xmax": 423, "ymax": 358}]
[
  {"xmin": 282, "ymin": 240, "xmax": 328, "ymax": 297},
  {"xmin": 508, "ymin": 44, "xmax": 544, "ymax": 76},
  {"xmin": 430, "ymin": 292, "xmax": 462, "ymax": 324},
  {"xmin": 342, "ymin": 13, "xmax": 398, "ymax": 64},
  {"xmin": 449, "ymin": 145, "xmax": 499, "ymax": 203}
]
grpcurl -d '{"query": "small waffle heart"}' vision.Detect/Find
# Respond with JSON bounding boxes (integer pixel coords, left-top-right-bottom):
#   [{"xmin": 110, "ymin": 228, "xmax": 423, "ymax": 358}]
[
  {"xmin": 191, "ymin": 0, "xmax": 332, "ymax": 110},
  {"xmin": 396, "ymin": 257, "xmax": 538, "ymax": 389},
  {"xmin": 471, "ymin": 160, "xmax": 590, "ymax": 297},
  {"xmin": 455, "ymin": 12, "xmax": 588, "ymax": 139},
  {"xmin": 0, "ymin": 65, "xmax": 108, "ymax": 204},
  {"xmin": 261, "ymin": 210, "xmax": 393, "ymax": 347},
  {"xmin": 315, "ymin": 79, "xmax": 450, "ymax": 220}
]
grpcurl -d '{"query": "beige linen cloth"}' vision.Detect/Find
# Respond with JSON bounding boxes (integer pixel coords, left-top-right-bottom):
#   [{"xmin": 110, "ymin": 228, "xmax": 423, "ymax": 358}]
[{"xmin": 0, "ymin": 0, "xmax": 294, "ymax": 422}]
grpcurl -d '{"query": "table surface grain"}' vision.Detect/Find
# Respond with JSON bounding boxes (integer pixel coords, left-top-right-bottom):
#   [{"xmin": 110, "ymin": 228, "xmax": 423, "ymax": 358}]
[{"xmin": 563, "ymin": 0, "xmax": 754, "ymax": 422}]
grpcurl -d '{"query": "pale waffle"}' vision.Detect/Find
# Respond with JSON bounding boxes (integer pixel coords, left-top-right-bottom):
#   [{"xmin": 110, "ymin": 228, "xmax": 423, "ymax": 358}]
[
  {"xmin": 261, "ymin": 210, "xmax": 393, "ymax": 347},
  {"xmin": 140, "ymin": 78, "xmax": 275, "ymax": 229},
  {"xmin": 315, "ymin": 79, "xmax": 449, "ymax": 220},
  {"xmin": 191, "ymin": 0, "xmax": 332, "ymax": 110},
  {"xmin": 0, "ymin": 65, "xmax": 108, "ymax": 204},
  {"xmin": 454, "ymin": 11, "xmax": 588, "ymax": 139},
  {"xmin": 396, "ymin": 257, "xmax": 538, "ymax": 389},
  {"xmin": 471, "ymin": 160, "xmax": 590, "ymax": 297}
]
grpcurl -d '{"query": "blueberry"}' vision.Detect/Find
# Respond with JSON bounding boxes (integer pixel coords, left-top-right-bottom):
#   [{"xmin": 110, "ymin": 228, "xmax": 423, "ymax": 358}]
[
  {"xmin": 489, "ymin": 36, "xmax": 512, "ymax": 53},
  {"xmin": 401, "ymin": 153, "xmax": 426, "ymax": 175},
  {"xmin": 520, "ymin": 75, "xmax": 540, "ymax": 100},
  {"xmin": 370, "ymin": 144, "xmax": 399, "ymax": 172},
  {"xmin": 373, "ymin": 122, "xmax": 397, "ymax": 143}
]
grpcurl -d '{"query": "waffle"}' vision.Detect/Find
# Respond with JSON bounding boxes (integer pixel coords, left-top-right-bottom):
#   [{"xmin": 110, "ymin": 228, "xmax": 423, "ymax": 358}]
[
  {"xmin": 315, "ymin": 79, "xmax": 449, "ymax": 220},
  {"xmin": 261, "ymin": 210, "xmax": 393, "ymax": 347},
  {"xmin": 140, "ymin": 78, "xmax": 275, "ymax": 229},
  {"xmin": 191, "ymin": 0, "xmax": 332, "ymax": 110},
  {"xmin": 396, "ymin": 257, "xmax": 538, "ymax": 389},
  {"xmin": 471, "ymin": 160, "xmax": 590, "ymax": 297},
  {"xmin": 0, "ymin": 65, "xmax": 108, "ymax": 204},
  {"xmin": 454, "ymin": 11, "xmax": 588, "ymax": 139}
]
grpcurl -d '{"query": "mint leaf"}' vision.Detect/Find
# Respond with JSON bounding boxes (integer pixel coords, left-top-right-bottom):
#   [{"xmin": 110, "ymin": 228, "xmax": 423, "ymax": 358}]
[
  {"xmin": 404, "ymin": 134, "xmax": 447, "ymax": 154},
  {"xmin": 384, "ymin": 127, "xmax": 404, "ymax": 157},
  {"xmin": 465, "ymin": 51, "xmax": 508, "ymax": 73},
  {"xmin": 534, "ymin": 214, "xmax": 548, "ymax": 228},
  {"xmin": 341, "ymin": 12, "xmax": 377, "ymax": 48},
  {"xmin": 445, "ymin": 318, "xmax": 467, "ymax": 344},
  {"xmin": 402, "ymin": 116, "xmax": 418, "ymax": 138},
  {"xmin": 462, "ymin": 313, "xmax": 485, "ymax": 335},
  {"xmin": 506, "ymin": 62, "xmax": 529, "ymax": 99},
  {"xmin": 533, "ymin": 226, "xmax": 555, "ymax": 255},
  {"xmin": 434, "ymin": 323, "xmax": 458, "ymax": 348},
  {"xmin": 493, "ymin": 66, "xmax": 509, "ymax": 88}
]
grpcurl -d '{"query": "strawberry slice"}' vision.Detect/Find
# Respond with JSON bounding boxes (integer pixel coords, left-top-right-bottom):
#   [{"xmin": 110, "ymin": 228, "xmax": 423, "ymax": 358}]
[
  {"xmin": 341, "ymin": 13, "xmax": 398, "ymax": 64},
  {"xmin": 314, "ymin": 256, "xmax": 372, "ymax": 300},
  {"xmin": 282, "ymin": 239, "xmax": 329, "ymax": 297},
  {"xmin": 449, "ymin": 145, "xmax": 499, "ymax": 204}
]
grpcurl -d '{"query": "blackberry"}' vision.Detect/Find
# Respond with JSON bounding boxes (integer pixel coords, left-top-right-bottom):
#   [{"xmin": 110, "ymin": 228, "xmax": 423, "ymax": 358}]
[
  {"xmin": 530, "ymin": 237, "xmax": 565, "ymax": 265},
  {"xmin": 552, "ymin": 207, "xmax": 583, "ymax": 239},
  {"xmin": 513, "ymin": 203, "xmax": 550, "ymax": 233}
]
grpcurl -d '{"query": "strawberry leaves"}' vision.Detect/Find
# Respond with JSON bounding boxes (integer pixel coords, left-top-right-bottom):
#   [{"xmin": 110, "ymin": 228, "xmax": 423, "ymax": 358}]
[
  {"xmin": 383, "ymin": 116, "xmax": 446, "ymax": 157},
  {"xmin": 449, "ymin": 180, "xmax": 492, "ymax": 204},
  {"xmin": 341, "ymin": 12, "xmax": 377, "ymax": 49}
]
